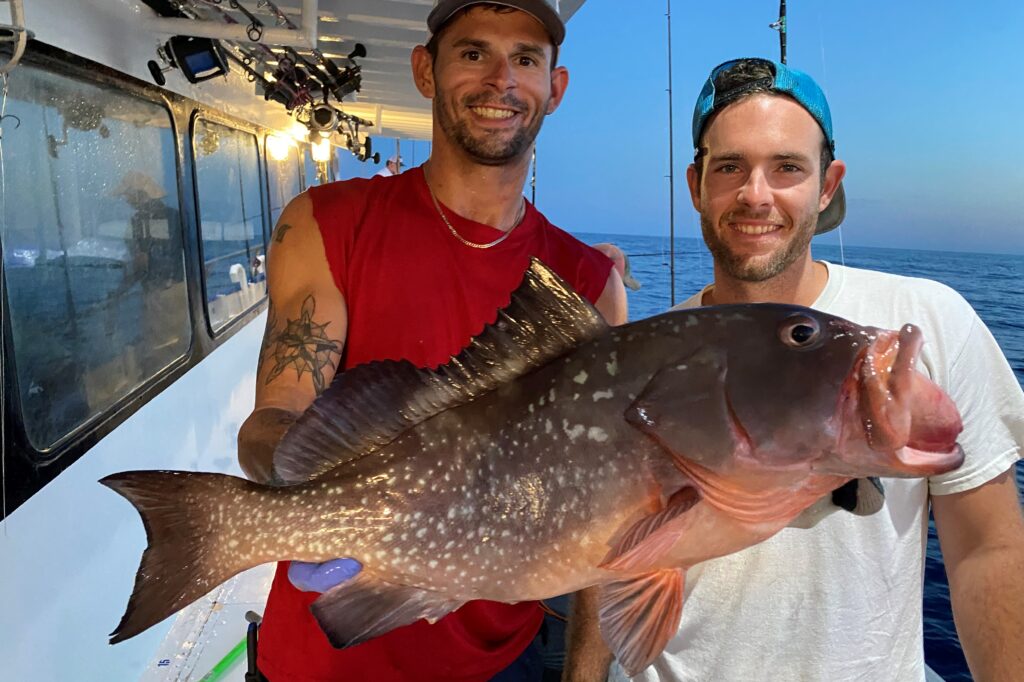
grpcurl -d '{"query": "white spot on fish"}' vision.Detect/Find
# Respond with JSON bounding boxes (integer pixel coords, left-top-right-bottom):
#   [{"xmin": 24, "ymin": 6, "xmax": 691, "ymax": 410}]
[
  {"xmin": 573, "ymin": 370, "xmax": 588, "ymax": 385},
  {"xmin": 549, "ymin": 388, "xmax": 556, "ymax": 402},
  {"xmin": 563, "ymin": 421, "xmax": 585, "ymax": 442},
  {"xmin": 545, "ymin": 419, "xmax": 553, "ymax": 434},
  {"xmin": 588, "ymin": 427, "xmax": 609, "ymax": 442},
  {"xmin": 593, "ymin": 389, "xmax": 613, "ymax": 401},
  {"xmin": 606, "ymin": 351, "xmax": 619, "ymax": 376}
]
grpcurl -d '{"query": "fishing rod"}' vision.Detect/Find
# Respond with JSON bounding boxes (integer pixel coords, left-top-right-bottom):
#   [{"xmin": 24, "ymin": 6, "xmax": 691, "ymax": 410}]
[
  {"xmin": 196, "ymin": 0, "xmax": 368, "ymax": 140},
  {"xmin": 769, "ymin": 0, "xmax": 787, "ymax": 64},
  {"xmin": 257, "ymin": 0, "xmax": 366, "ymax": 104},
  {"xmin": 191, "ymin": 0, "xmax": 317, "ymax": 110},
  {"xmin": 666, "ymin": 0, "xmax": 676, "ymax": 305}
]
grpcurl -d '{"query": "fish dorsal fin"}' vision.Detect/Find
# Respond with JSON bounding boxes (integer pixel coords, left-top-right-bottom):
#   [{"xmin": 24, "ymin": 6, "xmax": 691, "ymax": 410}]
[
  {"xmin": 599, "ymin": 569, "xmax": 686, "ymax": 677},
  {"xmin": 272, "ymin": 258, "xmax": 609, "ymax": 484},
  {"xmin": 599, "ymin": 487, "xmax": 700, "ymax": 572}
]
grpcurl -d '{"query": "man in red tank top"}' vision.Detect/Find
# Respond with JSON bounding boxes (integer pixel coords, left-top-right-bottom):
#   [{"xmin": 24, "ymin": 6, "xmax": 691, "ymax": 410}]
[{"xmin": 236, "ymin": 2, "xmax": 627, "ymax": 680}]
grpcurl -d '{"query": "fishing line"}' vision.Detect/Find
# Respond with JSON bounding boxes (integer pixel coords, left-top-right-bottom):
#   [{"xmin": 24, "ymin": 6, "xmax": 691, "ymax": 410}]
[
  {"xmin": 815, "ymin": 1, "xmax": 844, "ymax": 266},
  {"xmin": 1, "ymin": 72, "xmax": 9, "ymax": 531}
]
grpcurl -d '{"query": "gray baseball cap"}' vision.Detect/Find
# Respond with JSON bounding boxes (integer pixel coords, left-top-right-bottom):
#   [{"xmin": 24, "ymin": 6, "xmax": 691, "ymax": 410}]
[{"xmin": 427, "ymin": 0, "xmax": 565, "ymax": 46}]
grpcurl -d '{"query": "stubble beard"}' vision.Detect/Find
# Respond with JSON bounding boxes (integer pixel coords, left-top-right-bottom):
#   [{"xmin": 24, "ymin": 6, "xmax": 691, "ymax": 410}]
[
  {"xmin": 435, "ymin": 89, "xmax": 547, "ymax": 166},
  {"xmin": 700, "ymin": 206, "xmax": 818, "ymax": 282}
]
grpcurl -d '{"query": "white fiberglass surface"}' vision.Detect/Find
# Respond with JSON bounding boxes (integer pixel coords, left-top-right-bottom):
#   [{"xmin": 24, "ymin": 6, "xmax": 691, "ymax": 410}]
[{"xmin": 0, "ymin": 314, "xmax": 264, "ymax": 681}]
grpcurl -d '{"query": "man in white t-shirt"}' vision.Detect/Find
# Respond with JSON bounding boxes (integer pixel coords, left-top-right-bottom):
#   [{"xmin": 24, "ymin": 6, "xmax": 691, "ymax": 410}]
[
  {"xmin": 564, "ymin": 58, "xmax": 1024, "ymax": 682},
  {"xmin": 374, "ymin": 154, "xmax": 404, "ymax": 177}
]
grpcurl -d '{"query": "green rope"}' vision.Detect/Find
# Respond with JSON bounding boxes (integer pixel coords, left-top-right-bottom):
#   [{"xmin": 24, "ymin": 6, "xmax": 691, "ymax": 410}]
[{"xmin": 198, "ymin": 635, "xmax": 248, "ymax": 682}]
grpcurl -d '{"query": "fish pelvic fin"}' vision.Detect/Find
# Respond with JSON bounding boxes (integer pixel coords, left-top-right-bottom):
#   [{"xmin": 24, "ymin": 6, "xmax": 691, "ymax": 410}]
[
  {"xmin": 599, "ymin": 569, "xmax": 685, "ymax": 677},
  {"xmin": 310, "ymin": 572, "xmax": 463, "ymax": 648},
  {"xmin": 274, "ymin": 258, "xmax": 608, "ymax": 484},
  {"xmin": 599, "ymin": 487, "xmax": 700, "ymax": 572},
  {"xmin": 100, "ymin": 471, "xmax": 267, "ymax": 644}
]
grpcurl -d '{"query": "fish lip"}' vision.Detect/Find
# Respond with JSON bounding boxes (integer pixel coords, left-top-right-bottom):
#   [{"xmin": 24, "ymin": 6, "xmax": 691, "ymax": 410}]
[
  {"xmin": 892, "ymin": 443, "xmax": 966, "ymax": 477},
  {"xmin": 858, "ymin": 325, "xmax": 920, "ymax": 452},
  {"xmin": 843, "ymin": 324, "xmax": 964, "ymax": 476}
]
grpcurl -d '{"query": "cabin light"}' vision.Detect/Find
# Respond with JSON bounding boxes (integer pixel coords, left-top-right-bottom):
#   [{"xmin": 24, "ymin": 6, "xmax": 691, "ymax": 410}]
[
  {"xmin": 311, "ymin": 138, "xmax": 332, "ymax": 162},
  {"xmin": 267, "ymin": 134, "xmax": 292, "ymax": 161},
  {"xmin": 289, "ymin": 120, "xmax": 310, "ymax": 142}
]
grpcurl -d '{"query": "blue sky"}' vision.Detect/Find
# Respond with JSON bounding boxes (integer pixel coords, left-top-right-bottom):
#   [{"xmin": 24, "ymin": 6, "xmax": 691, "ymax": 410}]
[{"xmin": 347, "ymin": 0, "xmax": 1024, "ymax": 256}]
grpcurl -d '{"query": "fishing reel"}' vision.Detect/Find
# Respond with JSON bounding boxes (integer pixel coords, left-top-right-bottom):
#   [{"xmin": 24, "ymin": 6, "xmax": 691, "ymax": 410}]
[
  {"xmin": 263, "ymin": 55, "xmax": 312, "ymax": 111},
  {"xmin": 147, "ymin": 35, "xmax": 229, "ymax": 86},
  {"xmin": 319, "ymin": 43, "xmax": 366, "ymax": 103},
  {"xmin": 340, "ymin": 130, "xmax": 378, "ymax": 164},
  {"xmin": 309, "ymin": 103, "xmax": 339, "ymax": 136},
  {"xmin": 333, "ymin": 109, "xmax": 377, "ymax": 163}
]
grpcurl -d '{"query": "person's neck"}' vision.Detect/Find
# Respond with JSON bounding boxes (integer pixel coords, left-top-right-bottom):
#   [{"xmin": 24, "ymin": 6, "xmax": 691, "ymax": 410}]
[
  {"xmin": 422, "ymin": 145, "xmax": 530, "ymax": 232},
  {"xmin": 703, "ymin": 255, "xmax": 827, "ymax": 307}
]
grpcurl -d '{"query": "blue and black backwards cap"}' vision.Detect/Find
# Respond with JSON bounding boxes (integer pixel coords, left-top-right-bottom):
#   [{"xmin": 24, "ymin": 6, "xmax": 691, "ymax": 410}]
[{"xmin": 692, "ymin": 58, "xmax": 845, "ymax": 234}]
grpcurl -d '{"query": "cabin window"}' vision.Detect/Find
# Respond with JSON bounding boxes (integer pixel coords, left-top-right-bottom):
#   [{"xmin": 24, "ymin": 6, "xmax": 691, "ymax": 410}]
[
  {"xmin": 266, "ymin": 136, "xmax": 302, "ymax": 228},
  {"xmin": 0, "ymin": 66, "xmax": 190, "ymax": 451},
  {"xmin": 193, "ymin": 119, "xmax": 266, "ymax": 332}
]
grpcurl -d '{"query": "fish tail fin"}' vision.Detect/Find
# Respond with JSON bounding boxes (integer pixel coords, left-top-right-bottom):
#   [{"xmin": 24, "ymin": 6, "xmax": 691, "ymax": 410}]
[{"xmin": 101, "ymin": 471, "xmax": 266, "ymax": 644}]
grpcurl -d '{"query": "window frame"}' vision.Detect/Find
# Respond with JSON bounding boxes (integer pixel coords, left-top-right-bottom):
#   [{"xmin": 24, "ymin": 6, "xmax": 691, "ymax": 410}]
[
  {"xmin": 0, "ymin": 42, "xmax": 275, "ymax": 519},
  {"xmin": 189, "ymin": 112, "xmax": 270, "ymax": 339}
]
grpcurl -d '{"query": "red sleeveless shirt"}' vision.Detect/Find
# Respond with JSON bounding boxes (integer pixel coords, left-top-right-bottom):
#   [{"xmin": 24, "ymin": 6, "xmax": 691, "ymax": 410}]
[{"xmin": 256, "ymin": 166, "xmax": 612, "ymax": 682}]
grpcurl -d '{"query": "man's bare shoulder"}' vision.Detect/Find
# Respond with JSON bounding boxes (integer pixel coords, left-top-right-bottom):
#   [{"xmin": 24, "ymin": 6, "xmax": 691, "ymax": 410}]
[{"xmin": 265, "ymin": 192, "xmax": 334, "ymax": 294}]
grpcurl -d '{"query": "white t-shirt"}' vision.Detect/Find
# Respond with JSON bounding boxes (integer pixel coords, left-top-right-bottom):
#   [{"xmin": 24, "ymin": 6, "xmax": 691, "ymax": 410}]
[{"xmin": 613, "ymin": 262, "xmax": 1024, "ymax": 682}]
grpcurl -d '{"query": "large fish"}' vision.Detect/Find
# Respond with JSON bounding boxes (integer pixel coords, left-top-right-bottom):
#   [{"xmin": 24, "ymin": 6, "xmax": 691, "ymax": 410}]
[{"xmin": 102, "ymin": 260, "xmax": 964, "ymax": 675}]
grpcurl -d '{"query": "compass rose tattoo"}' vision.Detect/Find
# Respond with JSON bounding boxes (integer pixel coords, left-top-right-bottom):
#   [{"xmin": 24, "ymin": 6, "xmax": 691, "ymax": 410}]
[{"xmin": 262, "ymin": 295, "xmax": 343, "ymax": 395}]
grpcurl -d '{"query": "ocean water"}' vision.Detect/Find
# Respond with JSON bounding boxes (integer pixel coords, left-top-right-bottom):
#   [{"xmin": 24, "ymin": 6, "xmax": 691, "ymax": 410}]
[{"xmin": 574, "ymin": 233, "xmax": 1024, "ymax": 682}]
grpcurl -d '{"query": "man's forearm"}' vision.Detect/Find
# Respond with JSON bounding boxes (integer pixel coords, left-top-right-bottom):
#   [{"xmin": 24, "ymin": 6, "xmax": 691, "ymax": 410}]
[
  {"xmin": 563, "ymin": 586, "xmax": 613, "ymax": 682},
  {"xmin": 948, "ymin": 543, "xmax": 1024, "ymax": 681},
  {"xmin": 237, "ymin": 406, "xmax": 299, "ymax": 484}
]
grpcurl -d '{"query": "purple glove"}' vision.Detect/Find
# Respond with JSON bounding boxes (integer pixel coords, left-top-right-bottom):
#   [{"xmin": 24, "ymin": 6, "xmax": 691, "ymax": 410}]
[{"xmin": 288, "ymin": 558, "xmax": 362, "ymax": 592}]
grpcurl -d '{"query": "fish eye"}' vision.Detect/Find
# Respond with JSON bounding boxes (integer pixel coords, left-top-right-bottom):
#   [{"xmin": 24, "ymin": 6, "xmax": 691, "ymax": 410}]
[{"xmin": 779, "ymin": 314, "xmax": 821, "ymax": 348}]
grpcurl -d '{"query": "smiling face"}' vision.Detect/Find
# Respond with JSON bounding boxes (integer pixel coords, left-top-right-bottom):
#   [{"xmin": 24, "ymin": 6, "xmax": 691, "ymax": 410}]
[
  {"xmin": 687, "ymin": 94, "xmax": 844, "ymax": 283},
  {"xmin": 412, "ymin": 7, "xmax": 568, "ymax": 166}
]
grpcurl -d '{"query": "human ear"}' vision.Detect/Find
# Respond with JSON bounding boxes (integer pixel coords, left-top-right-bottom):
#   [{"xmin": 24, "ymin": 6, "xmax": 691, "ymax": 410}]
[{"xmin": 411, "ymin": 45, "xmax": 435, "ymax": 99}]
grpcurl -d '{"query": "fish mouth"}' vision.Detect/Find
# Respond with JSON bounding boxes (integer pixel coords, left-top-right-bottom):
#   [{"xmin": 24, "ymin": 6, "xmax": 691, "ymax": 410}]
[{"xmin": 845, "ymin": 324, "xmax": 964, "ymax": 476}]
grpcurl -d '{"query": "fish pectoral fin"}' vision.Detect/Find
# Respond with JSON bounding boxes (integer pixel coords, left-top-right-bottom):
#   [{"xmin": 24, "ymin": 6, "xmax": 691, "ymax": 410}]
[
  {"xmin": 310, "ymin": 573, "xmax": 463, "ymax": 649},
  {"xmin": 599, "ymin": 487, "xmax": 699, "ymax": 572},
  {"xmin": 624, "ymin": 348, "xmax": 739, "ymax": 468},
  {"xmin": 598, "ymin": 569, "xmax": 685, "ymax": 677}
]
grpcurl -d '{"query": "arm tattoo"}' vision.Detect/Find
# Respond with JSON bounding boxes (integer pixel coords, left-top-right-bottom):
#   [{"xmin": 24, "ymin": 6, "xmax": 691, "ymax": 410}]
[
  {"xmin": 256, "ymin": 298, "xmax": 278, "ymax": 379},
  {"xmin": 273, "ymin": 223, "xmax": 293, "ymax": 243},
  {"xmin": 262, "ymin": 295, "xmax": 343, "ymax": 395}
]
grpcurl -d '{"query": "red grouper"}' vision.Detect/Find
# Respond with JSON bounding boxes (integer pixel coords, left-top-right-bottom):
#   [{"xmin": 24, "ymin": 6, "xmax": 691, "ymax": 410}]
[{"xmin": 102, "ymin": 259, "xmax": 964, "ymax": 676}]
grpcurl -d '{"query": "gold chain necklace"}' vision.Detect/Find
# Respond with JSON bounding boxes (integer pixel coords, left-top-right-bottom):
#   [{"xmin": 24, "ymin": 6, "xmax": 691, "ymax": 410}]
[{"xmin": 425, "ymin": 179, "xmax": 525, "ymax": 250}]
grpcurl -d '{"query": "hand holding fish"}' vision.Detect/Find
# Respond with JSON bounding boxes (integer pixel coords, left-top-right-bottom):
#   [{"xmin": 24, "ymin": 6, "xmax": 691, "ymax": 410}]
[
  {"xmin": 288, "ymin": 558, "xmax": 362, "ymax": 593},
  {"xmin": 101, "ymin": 260, "xmax": 965, "ymax": 676}
]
